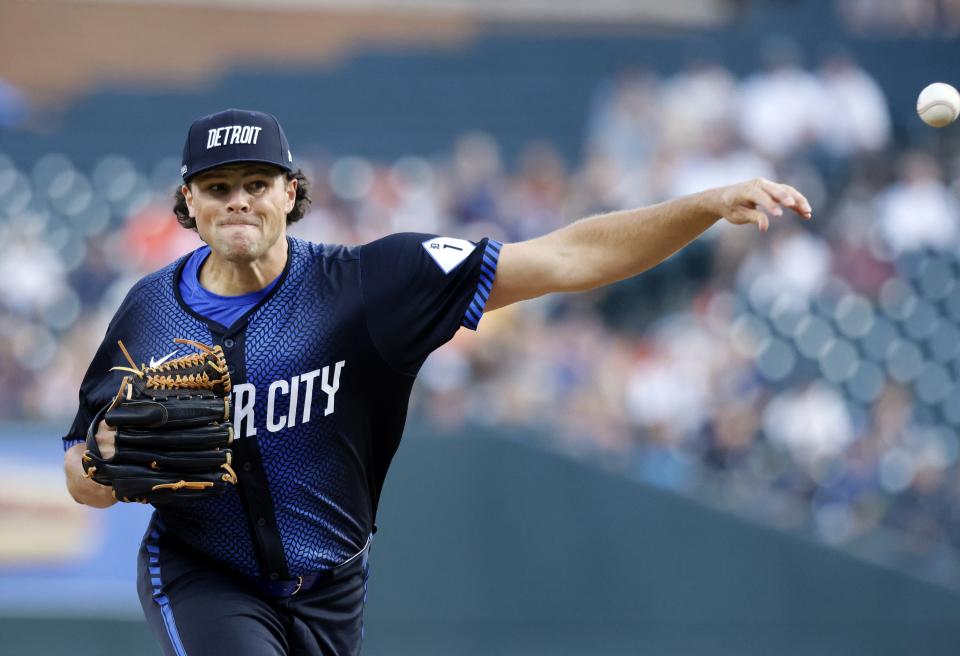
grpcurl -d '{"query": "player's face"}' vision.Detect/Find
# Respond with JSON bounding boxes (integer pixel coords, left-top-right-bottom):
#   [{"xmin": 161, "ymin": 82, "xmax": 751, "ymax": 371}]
[{"xmin": 183, "ymin": 164, "xmax": 297, "ymax": 263}]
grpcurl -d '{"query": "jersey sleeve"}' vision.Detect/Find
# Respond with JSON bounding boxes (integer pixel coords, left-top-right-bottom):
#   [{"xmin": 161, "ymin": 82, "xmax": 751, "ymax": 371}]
[
  {"xmin": 359, "ymin": 232, "xmax": 502, "ymax": 374},
  {"xmin": 61, "ymin": 287, "xmax": 141, "ymax": 451}
]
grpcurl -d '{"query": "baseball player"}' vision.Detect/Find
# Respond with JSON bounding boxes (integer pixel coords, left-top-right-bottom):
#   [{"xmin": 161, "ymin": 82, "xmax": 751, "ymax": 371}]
[{"xmin": 62, "ymin": 108, "xmax": 812, "ymax": 656}]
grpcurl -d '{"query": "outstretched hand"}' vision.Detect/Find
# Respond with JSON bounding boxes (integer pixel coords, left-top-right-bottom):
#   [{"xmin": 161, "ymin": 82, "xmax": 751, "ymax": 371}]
[{"xmin": 713, "ymin": 178, "xmax": 812, "ymax": 232}]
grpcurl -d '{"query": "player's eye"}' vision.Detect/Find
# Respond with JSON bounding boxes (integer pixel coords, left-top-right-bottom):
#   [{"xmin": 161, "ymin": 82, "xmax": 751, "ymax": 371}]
[
  {"xmin": 206, "ymin": 183, "xmax": 228, "ymax": 193},
  {"xmin": 247, "ymin": 180, "xmax": 268, "ymax": 192}
]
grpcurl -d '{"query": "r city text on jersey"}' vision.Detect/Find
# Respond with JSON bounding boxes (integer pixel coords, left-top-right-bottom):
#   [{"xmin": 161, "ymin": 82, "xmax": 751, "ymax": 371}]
[{"xmin": 231, "ymin": 361, "xmax": 345, "ymax": 438}]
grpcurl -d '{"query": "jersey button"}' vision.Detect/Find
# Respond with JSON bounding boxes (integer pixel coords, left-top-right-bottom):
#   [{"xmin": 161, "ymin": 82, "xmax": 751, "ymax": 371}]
[
  {"xmin": 269, "ymin": 572, "xmax": 279, "ymax": 581},
  {"xmin": 242, "ymin": 462, "xmax": 252, "ymax": 472},
  {"xmin": 223, "ymin": 338, "xmax": 235, "ymax": 348},
  {"xmin": 257, "ymin": 517, "xmax": 267, "ymax": 527}
]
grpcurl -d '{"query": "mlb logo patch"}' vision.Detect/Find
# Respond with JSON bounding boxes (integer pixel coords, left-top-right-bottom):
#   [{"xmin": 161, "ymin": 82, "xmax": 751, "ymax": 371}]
[{"xmin": 422, "ymin": 237, "xmax": 476, "ymax": 274}]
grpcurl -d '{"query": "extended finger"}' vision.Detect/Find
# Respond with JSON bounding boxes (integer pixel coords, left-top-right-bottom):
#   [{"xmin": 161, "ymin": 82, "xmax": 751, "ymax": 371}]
[
  {"xmin": 760, "ymin": 180, "xmax": 812, "ymax": 218},
  {"xmin": 782, "ymin": 184, "xmax": 813, "ymax": 217},
  {"xmin": 743, "ymin": 187, "xmax": 782, "ymax": 217}
]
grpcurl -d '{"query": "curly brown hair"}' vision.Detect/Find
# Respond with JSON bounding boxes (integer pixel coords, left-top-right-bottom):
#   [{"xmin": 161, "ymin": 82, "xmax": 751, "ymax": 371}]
[{"xmin": 173, "ymin": 169, "xmax": 312, "ymax": 230}]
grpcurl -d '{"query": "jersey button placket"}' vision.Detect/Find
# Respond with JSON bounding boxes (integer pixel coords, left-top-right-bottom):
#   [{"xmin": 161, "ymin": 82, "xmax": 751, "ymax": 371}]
[{"xmin": 221, "ymin": 338, "xmax": 236, "ymax": 375}]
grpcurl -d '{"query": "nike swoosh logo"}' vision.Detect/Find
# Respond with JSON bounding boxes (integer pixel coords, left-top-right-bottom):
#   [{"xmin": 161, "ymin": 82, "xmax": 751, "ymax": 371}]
[{"xmin": 149, "ymin": 351, "xmax": 179, "ymax": 368}]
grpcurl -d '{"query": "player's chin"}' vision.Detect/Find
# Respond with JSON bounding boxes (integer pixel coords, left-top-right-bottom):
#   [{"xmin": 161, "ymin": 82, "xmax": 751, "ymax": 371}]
[{"xmin": 214, "ymin": 231, "xmax": 265, "ymax": 262}]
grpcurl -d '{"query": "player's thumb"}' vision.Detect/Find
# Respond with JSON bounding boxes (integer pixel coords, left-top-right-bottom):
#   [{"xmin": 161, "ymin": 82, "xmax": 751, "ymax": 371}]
[{"xmin": 729, "ymin": 207, "xmax": 768, "ymax": 231}]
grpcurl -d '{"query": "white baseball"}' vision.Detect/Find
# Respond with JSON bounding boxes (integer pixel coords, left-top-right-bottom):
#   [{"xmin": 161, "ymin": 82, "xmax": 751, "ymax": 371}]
[{"xmin": 917, "ymin": 82, "xmax": 960, "ymax": 128}]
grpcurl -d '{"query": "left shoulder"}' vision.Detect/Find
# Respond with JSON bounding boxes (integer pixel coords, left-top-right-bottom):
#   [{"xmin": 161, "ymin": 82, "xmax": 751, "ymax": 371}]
[
  {"xmin": 359, "ymin": 232, "xmax": 488, "ymax": 272},
  {"xmin": 290, "ymin": 236, "xmax": 360, "ymax": 263}
]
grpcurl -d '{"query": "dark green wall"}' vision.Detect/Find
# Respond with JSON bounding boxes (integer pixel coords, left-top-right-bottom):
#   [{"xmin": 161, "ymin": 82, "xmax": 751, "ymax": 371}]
[
  {"xmin": 365, "ymin": 429, "xmax": 960, "ymax": 655},
  {"xmin": 3, "ymin": 429, "xmax": 959, "ymax": 655}
]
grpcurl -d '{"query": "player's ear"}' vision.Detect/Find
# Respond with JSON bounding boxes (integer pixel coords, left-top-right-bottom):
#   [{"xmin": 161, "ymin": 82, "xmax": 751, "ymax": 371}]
[
  {"xmin": 284, "ymin": 176, "xmax": 297, "ymax": 214},
  {"xmin": 181, "ymin": 184, "xmax": 195, "ymax": 218}
]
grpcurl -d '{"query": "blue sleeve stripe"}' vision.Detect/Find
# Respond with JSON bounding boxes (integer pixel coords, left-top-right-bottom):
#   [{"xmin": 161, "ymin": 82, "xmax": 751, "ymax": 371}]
[
  {"xmin": 476, "ymin": 283, "xmax": 490, "ymax": 303},
  {"xmin": 63, "ymin": 437, "xmax": 84, "ymax": 452},
  {"xmin": 465, "ymin": 305, "xmax": 481, "ymax": 326},
  {"xmin": 461, "ymin": 239, "xmax": 502, "ymax": 331}
]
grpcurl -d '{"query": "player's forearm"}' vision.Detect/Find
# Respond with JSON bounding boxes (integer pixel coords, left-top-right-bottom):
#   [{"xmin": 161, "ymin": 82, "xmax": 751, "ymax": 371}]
[
  {"xmin": 543, "ymin": 188, "xmax": 720, "ymax": 293},
  {"xmin": 64, "ymin": 443, "xmax": 117, "ymax": 508}
]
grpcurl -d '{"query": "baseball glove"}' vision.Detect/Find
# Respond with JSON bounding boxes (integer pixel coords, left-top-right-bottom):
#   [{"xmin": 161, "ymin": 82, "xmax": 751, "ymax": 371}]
[{"xmin": 82, "ymin": 338, "xmax": 239, "ymax": 504}]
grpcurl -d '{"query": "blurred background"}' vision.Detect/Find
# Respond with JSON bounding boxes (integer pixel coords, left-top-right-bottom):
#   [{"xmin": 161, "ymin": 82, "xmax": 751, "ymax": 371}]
[{"xmin": 3, "ymin": 0, "xmax": 960, "ymax": 653}]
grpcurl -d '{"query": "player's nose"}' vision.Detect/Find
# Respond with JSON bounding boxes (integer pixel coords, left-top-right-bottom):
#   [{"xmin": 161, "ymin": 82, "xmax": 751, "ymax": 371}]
[{"xmin": 225, "ymin": 187, "xmax": 251, "ymax": 213}]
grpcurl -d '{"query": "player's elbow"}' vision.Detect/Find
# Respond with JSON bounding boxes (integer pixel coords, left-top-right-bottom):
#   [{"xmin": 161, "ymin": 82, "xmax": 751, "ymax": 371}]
[
  {"xmin": 552, "ymin": 258, "xmax": 609, "ymax": 294},
  {"xmin": 490, "ymin": 239, "xmax": 611, "ymax": 307}
]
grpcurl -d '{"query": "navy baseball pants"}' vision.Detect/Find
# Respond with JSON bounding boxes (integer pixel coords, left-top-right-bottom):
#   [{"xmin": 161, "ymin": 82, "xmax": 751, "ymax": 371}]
[{"xmin": 137, "ymin": 517, "xmax": 370, "ymax": 656}]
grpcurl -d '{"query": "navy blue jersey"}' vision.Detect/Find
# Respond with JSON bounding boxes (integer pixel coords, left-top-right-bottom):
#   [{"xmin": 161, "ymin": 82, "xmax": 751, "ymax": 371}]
[{"xmin": 64, "ymin": 234, "xmax": 501, "ymax": 579}]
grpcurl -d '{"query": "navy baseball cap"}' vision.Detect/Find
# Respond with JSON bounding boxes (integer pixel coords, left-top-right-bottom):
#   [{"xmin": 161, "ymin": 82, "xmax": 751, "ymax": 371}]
[{"xmin": 181, "ymin": 108, "xmax": 294, "ymax": 181}]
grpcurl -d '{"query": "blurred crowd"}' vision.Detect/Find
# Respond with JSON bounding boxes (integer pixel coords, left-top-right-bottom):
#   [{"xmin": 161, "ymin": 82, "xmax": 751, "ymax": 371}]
[
  {"xmin": 2, "ymin": 46, "xmax": 960, "ymax": 572},
  {"xmin": 837, "ymin": 0, "xmax": 960, "ymax": 36}
]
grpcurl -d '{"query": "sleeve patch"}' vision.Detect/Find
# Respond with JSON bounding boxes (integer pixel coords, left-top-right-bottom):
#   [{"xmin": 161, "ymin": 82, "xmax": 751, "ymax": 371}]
[{"xmin": 421, "ymin": 237, "xmax": 476, "ymax": 274}]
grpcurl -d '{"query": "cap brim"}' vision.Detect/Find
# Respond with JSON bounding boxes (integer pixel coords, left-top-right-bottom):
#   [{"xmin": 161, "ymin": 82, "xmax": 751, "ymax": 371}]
[{"xmin": 184, "ymin": 158, "xmax": 294, "ymax": 182}]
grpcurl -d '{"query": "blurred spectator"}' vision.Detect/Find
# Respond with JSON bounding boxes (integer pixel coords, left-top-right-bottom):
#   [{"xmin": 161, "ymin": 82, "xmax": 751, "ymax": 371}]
[
  {"xmin": 737, "ymin": 37, "xmax": 823, "ymax": 161},
  {"xmin": 837, "ymin": 0, "xmax": 943, "ymax": 36},
  {"xmin": 815, "ymin": 49, "xmax": 891, "ymax": 159},
  {"xmin": 875, "ymin": 152, "xmax": 959, "ymax": 254},
  {"xmin": 505, "ymin": 140, "xmax": 569, "ymax": 241},
  {"xmin": 762, "ymin": 382, "xmax": 856, "ymax": 467},
  {"xmin": 0, "ymin": 235, "xmax": 66, "ymax": 316},
  {"xmin": 666, "ymin": 119, "xmax": 776, "ymax": 200},
  {"xmin": 122, "ymin": 202, "xmax": 203, "ymax": 271},
  {"xmin": 446, "ymin": 132, "xmax": 507, "ymax": 232},
  {"xmin": 585, "ymin": 67, "xmax": 661, "ymax": 177},
  {"xmin": 737, "ymin": 222, "xmax": 833, "ymax": 303},
  {"xmin": 388, "ymin": 157, "xmax": 444, "ymax": 235},
  {"xmin": 827, "ymin": 171, "xmax": 896, "ymax": 296},
  {"xmin": 946, "ymin": 0, "xmax": 960, "ymax": 33},
  {"xmin": 660, "ymin": 59, "xmax": 738, "ymax": 153}
]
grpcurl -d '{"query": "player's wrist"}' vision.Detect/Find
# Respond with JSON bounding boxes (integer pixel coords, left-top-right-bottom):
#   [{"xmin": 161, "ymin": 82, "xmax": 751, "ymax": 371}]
[{"xmin": 687, "ymin": 187, "xmax": 725, "ymax": 223}]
